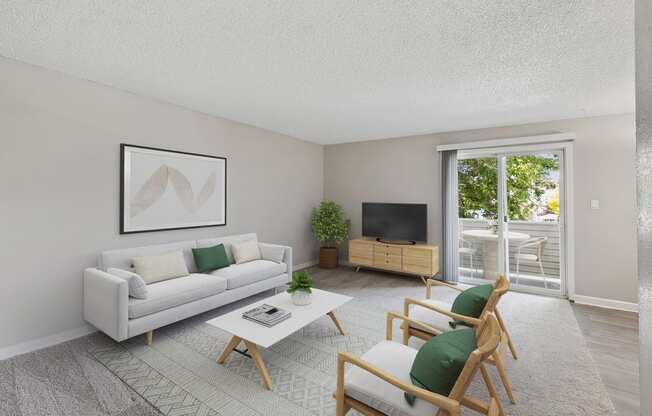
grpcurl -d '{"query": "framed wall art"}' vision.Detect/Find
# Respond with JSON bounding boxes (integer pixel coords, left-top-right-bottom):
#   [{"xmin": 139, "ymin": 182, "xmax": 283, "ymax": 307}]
[{"xmin": 120, "ymin": 144, "xmax": 226, "ymax": 234}]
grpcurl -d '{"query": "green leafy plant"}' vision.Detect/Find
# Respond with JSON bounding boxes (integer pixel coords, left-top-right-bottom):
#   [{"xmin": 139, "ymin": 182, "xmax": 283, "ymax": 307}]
[
  {"xmin": 287, "ymin": 271, "xmax": 314, "ymax": 294},
  {"xmin": 311, "ymin": 201, "xmax": 350, "ymax": 247},
  {"xmin": 458, "ymin": 155, "xmax": 559, "ymax": 220}
]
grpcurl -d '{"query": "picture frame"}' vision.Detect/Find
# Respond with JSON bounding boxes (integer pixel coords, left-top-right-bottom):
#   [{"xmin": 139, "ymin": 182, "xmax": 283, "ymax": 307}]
[{"xmin": 120, "ymin": 144, "xmax": 227, "ymax": 234}]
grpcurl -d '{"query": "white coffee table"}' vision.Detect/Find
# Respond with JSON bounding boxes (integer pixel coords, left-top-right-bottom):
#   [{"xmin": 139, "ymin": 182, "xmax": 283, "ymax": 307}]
[{"xmin": 206, "ymin": 288, "xmax": 352, "ymax": 390}]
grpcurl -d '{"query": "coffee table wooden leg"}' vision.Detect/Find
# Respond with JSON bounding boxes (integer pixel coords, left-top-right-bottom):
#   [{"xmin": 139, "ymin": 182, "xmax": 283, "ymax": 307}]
[
  {"xmin": 327, "ymin": 311, "xmax": 346, "ymax": 336},
  {"xmin": 243, "ymin": 341, "xmax": 273, "ymax": 390},
  {"xmin": 217, "ymin": 336, "xmax": 242, "ymax": 364}
]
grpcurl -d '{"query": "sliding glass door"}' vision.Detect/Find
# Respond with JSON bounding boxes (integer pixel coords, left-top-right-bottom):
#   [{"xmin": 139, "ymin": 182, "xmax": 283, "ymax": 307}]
[{"xmin": 457, "ymin": 145, "xmax": 566, "ymax": 296}]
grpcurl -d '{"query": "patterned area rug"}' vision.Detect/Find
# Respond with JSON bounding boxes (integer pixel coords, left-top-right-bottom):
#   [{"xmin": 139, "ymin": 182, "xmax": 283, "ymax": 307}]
[{"xmin": 89, "ymin": 272, "xmax": 616, "ymax": 416}]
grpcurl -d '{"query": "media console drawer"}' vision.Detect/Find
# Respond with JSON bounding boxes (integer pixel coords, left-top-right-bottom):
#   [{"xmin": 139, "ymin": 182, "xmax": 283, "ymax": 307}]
[{"xmin": 348, "ymin": 239, "xmax": 439, "ymax": 278}]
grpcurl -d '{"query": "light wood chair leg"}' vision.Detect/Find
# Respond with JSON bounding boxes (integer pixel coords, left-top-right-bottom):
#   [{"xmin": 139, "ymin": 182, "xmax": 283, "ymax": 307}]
[
  {"xmin": 217, "ymin": 336, "xmax": 242, "ymax": 364},
  {"xmin": 402, "ymin": 323, "xmax": 410, "ymax": 345},
  {"xmin": 244, "ymin": 341, "xmax": 273, "ymax": 390},
  {"xmin": 480, "ymin": 363, "xmax": 504, "ymax": 416},
  {"xmin": 493, "ymin": 353, "xmax": 515, "ymax": 404},
  {"xmin": 336, "ymin": 354, "xmax": 347, "ymax": 415},
  {"xmin": 145, "ymin": 331, "xmax": 153, "ymax": 346},
  {"xmin": 494, "ymin": 308, "xmax": 517, "ymax": 360},
  {"xmin": 328, "ymin": 311, "xmax": 346, "ymax": 336},
  {"xmin": 402, "ymin": 298, "xmax": 411, "ymax": 345}
]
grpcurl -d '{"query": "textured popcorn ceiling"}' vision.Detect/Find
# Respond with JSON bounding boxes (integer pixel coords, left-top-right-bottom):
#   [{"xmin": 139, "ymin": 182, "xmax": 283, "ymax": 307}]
[{"xmin": 0, "ymin": 1, "xmax": 634, "ymax": 144}]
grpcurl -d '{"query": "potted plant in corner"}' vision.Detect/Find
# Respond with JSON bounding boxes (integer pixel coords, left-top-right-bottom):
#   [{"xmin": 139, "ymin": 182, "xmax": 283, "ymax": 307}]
[
  {"xmin": 287, "ymin": 271, "xmax": 314, "ymax": 305},
  {"xmin": 311, "ymin": 200, "xmax": 350, "ymax": 269}
]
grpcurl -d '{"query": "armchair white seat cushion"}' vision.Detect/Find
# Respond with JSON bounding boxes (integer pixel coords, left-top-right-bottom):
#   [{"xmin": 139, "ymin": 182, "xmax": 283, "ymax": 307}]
[
  {"xmin": 128, "ymin": 274, "xmax": 227, "ymax": 319},
  {"xmin": 211, "ymin": 260, "xmax": 287, "ymax": 290},
  {"xmin": 345, "ymin": 340, "xmax": 439, "ymax": 416},
  {"xmin": 408, "ymin": 300, "xmax": 455, "ymax": 332}
]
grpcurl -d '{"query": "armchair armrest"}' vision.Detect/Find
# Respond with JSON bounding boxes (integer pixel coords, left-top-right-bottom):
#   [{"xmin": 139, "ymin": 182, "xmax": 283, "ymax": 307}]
[
  {"xmin": 336, "ymin": 352, "xmax": 461, "ymax": 415},
  {"xmin": 426, "ymin": 278, "xmax": 463, "ymax": 299},
  {"xmin": 258, "ymin": 242, "xmax": 293, "ymax": 284},
  {"xmin": 83, "ymin": 268, "xmax": 129, "ymax": 341},
  {"xmin": 386, "ymin": 311, "xmax": 442, "ymax": 341},
  {"xmin": 404, "ymin": 298, "xmax": 481, "ymax": 327}
]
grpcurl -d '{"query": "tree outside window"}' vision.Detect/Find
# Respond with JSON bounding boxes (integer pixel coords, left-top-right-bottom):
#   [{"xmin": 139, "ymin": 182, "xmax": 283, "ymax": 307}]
[{"xmin": 458, "ymin": 154, "xmax": 559, "ymax": 221}]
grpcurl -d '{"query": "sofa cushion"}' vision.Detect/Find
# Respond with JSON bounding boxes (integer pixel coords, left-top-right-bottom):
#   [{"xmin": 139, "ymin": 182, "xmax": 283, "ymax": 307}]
[
  {"xmin": 196, "ymin": 233, "xmax": 258, "ymax": 265},
  {"xmin": 210, "ymin": 260, "xmax": 287, "ymax": 290},
  {"xmin": 345, "ymin": 341, "xmax": 439, "ymax": 416},
  {"xmin": 192, "ymin": 244, "xmax": 230, "ymax": 273},
  {"xmin": 99, "ymin": 240, "xmax": 197, "ymax": 273},
  {"xmin": 128, "ymin": 274, "xmax": 227, "ymax": 319},
  {"xmin": 259, "ymin": 243, "xmax": 285, "ymax": 263},
  {"xmin": 107, "ymin": 268, "xmax": 148, "ymax": 299},
  {"xmin": 232, "ymin": 240, "xmax": 262, "ymax": 264},
  {"xmin": 133, "ymin": 251, "xmax": 190, "ymax": 284}
]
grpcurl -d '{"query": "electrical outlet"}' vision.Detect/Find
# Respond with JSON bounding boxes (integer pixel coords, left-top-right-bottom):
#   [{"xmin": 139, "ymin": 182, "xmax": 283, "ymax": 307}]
[{"xmin": 590, "ymin": 199, "xmax": 600, "ymax": 210}]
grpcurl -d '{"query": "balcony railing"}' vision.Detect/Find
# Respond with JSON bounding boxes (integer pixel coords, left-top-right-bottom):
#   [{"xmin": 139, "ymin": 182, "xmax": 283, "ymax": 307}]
[{"xmin": 459, "ymin": 218, "xmax": 561, "ymax": 290}]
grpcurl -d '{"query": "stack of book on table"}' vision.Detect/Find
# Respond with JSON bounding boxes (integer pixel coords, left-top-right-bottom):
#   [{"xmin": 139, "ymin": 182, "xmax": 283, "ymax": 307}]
[{"xmin": 242, "ymin": 304, "xmax": 292, "ymax": 327}]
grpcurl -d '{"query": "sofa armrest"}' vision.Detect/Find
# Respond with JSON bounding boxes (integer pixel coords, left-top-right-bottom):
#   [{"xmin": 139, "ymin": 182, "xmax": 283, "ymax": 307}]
[
  {"xmin": 258, "ymin": 242, "xmax": 292, "ymax": 283},
  {"xmin": 83, "ymin": 268, "xmax": 129, "ymax": 341}
]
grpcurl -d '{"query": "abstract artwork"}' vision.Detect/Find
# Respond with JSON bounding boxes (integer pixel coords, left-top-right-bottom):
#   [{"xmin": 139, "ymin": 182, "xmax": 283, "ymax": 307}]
[{"xmin": 120, "ymin": 144, "xmax": 226, "ymax": 233}]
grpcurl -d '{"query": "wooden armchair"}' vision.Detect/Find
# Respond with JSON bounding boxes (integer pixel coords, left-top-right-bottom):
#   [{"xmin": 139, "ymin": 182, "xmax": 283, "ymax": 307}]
[
  {"xmin": 402, "ymin": 276, "xmax": 517, "ymax": 404},
  {"xmin": 334, "ymin": 313, "xmax": 503, "ymax": 416}
]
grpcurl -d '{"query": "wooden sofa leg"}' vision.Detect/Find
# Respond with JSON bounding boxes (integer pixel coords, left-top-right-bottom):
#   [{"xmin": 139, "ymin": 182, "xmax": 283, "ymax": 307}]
[{"xmin": 146, "ymin": 331, "xmax": 153, "ymax": 346}]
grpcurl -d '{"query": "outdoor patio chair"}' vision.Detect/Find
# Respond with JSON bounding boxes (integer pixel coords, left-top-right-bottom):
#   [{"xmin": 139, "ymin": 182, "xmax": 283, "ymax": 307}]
[
  {"xmin": 402, "ymin": 276, "xmax": 517, "ymax": 405},
  {"xmin": 459, "ymin": 221, "xmax": 478, "ymax": 278},
  {"xmin": 335, "ymin": 312, "xmax": 503, "ymax": 416},
  {"xmin": 514, "ymin": 236, "xmax": 548, "ymax": 288}
]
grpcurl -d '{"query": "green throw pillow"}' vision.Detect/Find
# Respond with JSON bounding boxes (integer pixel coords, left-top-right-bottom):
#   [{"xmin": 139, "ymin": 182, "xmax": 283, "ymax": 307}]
[
  {"xmin": 405, "ymin": 328, "xmax": 476, "ymax": 406},
  {"xmin": 192, "ymin": 244, "xmax": 230, "ymax": 273},
  {"xmin": 448, "ymin": 284, "xmax": 493, "ymax": 329}
]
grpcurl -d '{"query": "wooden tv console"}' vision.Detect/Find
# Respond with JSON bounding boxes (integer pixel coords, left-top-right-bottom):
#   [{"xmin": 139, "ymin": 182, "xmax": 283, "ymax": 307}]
[{"xmin": 348, "ymin": 238, "xmax": 440, "ymax": 281}]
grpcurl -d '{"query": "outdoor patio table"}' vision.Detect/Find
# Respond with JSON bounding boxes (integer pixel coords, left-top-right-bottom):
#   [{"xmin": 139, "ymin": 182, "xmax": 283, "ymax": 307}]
[{"xmin": 461, "ymin": 229, "xmax": 530, "ymax": 279}]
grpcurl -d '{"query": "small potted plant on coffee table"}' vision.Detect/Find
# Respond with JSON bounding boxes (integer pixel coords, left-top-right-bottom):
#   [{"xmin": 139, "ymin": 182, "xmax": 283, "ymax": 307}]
[
  {"xmin": 311, "ymin": 200, "xmax": 350, "ymax": 269},
  {"xmin": 287, "ymin": 271, "xmax": 314, "ymax": 305}
]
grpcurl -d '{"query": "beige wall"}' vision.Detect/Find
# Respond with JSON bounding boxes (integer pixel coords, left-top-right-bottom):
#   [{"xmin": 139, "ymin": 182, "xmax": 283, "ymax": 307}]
[
  {"xmin": 324, "ymin": 114, "xmax": 637, "ymax": 304},
  {"xmin": 0, "ymin": 57, "xmax": 324, "ymax": 349}
]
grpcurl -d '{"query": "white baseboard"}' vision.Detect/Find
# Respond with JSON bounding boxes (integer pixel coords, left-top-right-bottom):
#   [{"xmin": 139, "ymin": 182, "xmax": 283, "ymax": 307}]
[
  {"xmin": 573, "ymin": 295, "xmax": 639, "ymax": 313},
  {"xmin": 294, "ymin": 260, "xmax": 318, "ymax": 271},
  {"xmin": 0, "ymin": 324, "xmax": 97, "ymax": 361}
]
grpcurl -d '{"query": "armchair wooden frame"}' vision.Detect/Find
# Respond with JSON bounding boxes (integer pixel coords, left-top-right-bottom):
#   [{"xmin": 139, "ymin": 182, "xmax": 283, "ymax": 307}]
[
  {"xmin": 403, "ymin": 276, "xmax": 517, "ymax": 404},
  {"xmin": 334, "ymin": 313, "xmax": 503, "ymax": 416}
]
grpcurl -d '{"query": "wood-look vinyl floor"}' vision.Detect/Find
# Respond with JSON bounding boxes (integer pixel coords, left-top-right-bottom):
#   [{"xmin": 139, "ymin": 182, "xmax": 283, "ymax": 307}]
[{"xmin": 572, "ymin": 303, "xmax": 640, "ymax": 416}]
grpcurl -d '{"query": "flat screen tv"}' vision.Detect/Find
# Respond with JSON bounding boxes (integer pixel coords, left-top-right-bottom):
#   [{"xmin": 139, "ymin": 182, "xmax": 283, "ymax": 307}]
[{"xmin": 362, "ymin": 203, "xmax": 427, "ymax": 243}]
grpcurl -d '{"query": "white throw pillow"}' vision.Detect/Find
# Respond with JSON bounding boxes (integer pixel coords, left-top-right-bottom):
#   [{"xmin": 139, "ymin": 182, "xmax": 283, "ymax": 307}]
[
  {"xmin": 132, "ymin": 251, "xmax": 190, "ymax": 284},
  {"xmin": 108, "ymin": 268, "xmax": 148, "ymax": 299},
  {"xmin": 259, "ymin": 244, "xmax": 285, "ymax": 263},
  {"xmin": 231, "ymin": 240, "xmax": 262, "ymax": 264}
]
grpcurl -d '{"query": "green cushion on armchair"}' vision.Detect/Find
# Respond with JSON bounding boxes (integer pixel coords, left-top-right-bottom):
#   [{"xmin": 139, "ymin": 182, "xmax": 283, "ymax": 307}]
[
  {"xmin": 448, "ymin": 284, "xmax": 493, "ymax": 328},
  {"xmin": 405, "ymin": 328, "xmax": 477, "ymax": 406},
  {"xmin": 192, "ymin": 244, "xmax": 230, "ymax": 273}
]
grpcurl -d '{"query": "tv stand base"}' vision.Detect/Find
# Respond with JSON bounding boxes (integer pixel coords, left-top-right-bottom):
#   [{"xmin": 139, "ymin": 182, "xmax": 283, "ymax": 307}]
[{"xmin": 348, "ymin": 238, "xmax": 439, "ymax": 279}]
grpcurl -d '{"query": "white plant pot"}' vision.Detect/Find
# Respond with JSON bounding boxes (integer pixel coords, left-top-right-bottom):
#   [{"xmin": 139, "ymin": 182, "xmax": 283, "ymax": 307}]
[{"xmin": 291, "ymin": 290, "xmax": 312, "ymax": 306}]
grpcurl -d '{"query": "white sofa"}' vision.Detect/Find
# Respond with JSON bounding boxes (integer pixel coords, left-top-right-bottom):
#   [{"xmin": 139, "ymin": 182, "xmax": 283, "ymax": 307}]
[{"xmin": 83, "ymin": 233, "xmax": 292, "ymax": 342}]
